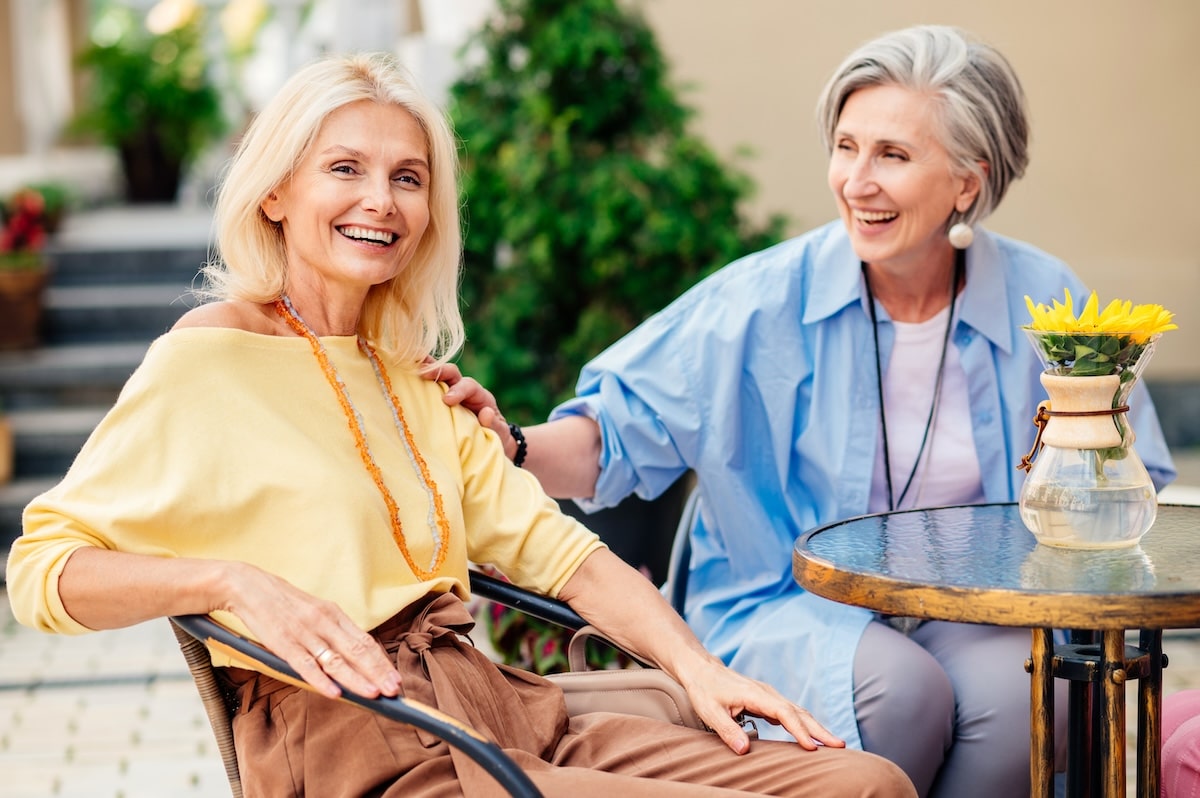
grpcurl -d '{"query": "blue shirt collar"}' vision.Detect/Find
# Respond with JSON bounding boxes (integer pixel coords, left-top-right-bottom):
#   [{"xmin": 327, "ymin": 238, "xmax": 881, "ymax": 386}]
[
  {"xmin": 802, "ymin": 223, "xmax": 1015, "ymax": 354},
  {"xmin": 957, "ymin": 229, "xmax": 1016, "ymax": 355}
]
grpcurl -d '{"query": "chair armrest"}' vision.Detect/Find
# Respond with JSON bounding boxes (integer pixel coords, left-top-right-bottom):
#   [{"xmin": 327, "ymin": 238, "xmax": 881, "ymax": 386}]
[
  {"xmin": 468, "ymin": 570, "xmax": 587, "ymax": 630},
  {"xmin": 169, "ymin": 614, "xmax": 543, "ymax": 798},
  {"xmin": 469, "ymin": 569, "xmax": 657, "ymax": 669}
]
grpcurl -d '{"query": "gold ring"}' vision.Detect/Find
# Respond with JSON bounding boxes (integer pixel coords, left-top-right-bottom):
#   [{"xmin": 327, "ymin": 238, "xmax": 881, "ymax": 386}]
[{"xmin": 314, "ymin": 647, "xmax": 334, "ymax": 666}]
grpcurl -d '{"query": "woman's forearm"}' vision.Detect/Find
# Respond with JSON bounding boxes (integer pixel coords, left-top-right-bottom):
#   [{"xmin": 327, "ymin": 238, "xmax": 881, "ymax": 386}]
[
  {"xmin": 58, "ymin": 546, "xmax": 404, "ymax": 700},
  {"xmin": 521, "ymin": 415, "xmax": 603, "ymax": 499},
  {"xmin": 57, "ymin": 547, "xmax": 231, "ymax": 630},
  {"xmin": 556, "ymin": 548, "xmax": 716, "ymax": 678},
  {"xmin": 557, "ymin": 549, "xmax": 845, "ymax": 752}
]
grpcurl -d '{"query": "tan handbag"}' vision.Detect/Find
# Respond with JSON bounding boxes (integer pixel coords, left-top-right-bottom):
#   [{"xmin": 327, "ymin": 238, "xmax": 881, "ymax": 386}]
[
  {"xmin": 546, "ymin": 624, "xmax": 709, "ymax": 731},
  {"xmin": 552, "ymin": 624, "xmax": 759, "ymax": 737}
]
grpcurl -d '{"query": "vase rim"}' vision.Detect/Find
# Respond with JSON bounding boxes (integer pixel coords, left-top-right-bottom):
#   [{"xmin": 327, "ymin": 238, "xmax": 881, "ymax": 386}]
[
  {"xmin": 1022, "ymin": 327, "xmax": 1162, "ymax": 341},
  {"xmin": 1039, "ymin": 371, "xmax": 1120, "ymax": 381}
]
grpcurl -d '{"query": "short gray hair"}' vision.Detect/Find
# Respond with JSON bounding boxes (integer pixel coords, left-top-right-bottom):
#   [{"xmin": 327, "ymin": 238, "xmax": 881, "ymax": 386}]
[{"xmin": 816, "ymin": 25, "xmax": 1029, "ymax": 227}]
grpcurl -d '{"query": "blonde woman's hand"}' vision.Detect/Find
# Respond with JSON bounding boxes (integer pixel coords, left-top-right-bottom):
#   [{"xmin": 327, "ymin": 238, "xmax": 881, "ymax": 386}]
[{"xmin": 220, "ymin": 562, "xmax": 402, "ymax": 701}]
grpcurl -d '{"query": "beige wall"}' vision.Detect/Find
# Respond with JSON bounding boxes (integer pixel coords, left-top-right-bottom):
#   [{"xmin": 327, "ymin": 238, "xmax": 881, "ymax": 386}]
[
  {"xmin": 637, "ymin": 0, "xmax": 1200, "ymax": 379},
  {"xmin": 0, "ymin": 0, "xmax": 23, "ymax": 155},
  {"xmin": 0, "ymin": 0, "xmax": 88, "ymax": 157}
]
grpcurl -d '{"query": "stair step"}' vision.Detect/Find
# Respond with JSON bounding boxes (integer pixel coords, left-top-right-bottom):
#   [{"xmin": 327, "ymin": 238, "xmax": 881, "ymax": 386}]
[
  {"xmin": 0, "ymin": 476, "xmax": 60, "ymax": 561},
  {"xmin": 0, "ymin": 341, "xmax": 148, "ymax": 408},
  {"xmin": 42, "ymin": 284, "xmax": 197, "ymax": 344},
  {"xmin": 10, "ymin": 406, "xmax": 107, "ymax": 477},
  {"xmin": 52, "ymin": 204, "xmax": 213, "ymax": 249},
  {"xmin": 47, "ymin": 248, "xmax": 207, "ymax": 287},
  {"xmin": 45, "ymin": 205, "xmax": 211, "ymax": 287}
]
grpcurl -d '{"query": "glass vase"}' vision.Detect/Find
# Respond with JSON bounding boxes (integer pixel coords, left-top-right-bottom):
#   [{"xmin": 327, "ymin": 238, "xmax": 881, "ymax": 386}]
[{"xmin": 1018, "ymin": 331, "xmax": 1160, "ymax": 549}]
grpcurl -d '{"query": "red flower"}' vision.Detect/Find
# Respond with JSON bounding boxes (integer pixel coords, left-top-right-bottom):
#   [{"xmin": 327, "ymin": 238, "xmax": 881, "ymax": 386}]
[{"xmin": 1, "ymin": 187, "xmax": 50, "ymax": 257}]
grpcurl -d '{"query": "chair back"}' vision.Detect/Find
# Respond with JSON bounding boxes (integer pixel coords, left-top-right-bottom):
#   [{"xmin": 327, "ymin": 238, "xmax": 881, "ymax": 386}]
[
  {"xmin": 661, "ymin": 486, "xmax": 701, "ymax": 614},
  {"xmin": 169, "ymin": 620, "xmax": 243, "ymax": 798}
]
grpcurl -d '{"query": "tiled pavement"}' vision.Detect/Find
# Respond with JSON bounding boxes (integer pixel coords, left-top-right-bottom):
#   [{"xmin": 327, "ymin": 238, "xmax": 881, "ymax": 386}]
[
  {"xmin": 0, "ymin": 608, "xmax": 228, "ymax": 797},
  {"xmin": 3, "ymin": 457, "xmax": 1200, "ymax": 797}
]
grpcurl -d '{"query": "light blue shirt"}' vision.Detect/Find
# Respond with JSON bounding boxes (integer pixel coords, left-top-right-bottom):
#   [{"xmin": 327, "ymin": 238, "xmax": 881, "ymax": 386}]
[{"xmin": 553, "ymin": 221, "xmax": 1175, "ymax": 746}]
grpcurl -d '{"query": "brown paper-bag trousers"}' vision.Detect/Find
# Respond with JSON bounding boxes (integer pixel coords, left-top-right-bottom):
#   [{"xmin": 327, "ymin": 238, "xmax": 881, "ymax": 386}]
[{"xmin": 221, "ymin": 592, "xmax": 915, "ymax": 797}]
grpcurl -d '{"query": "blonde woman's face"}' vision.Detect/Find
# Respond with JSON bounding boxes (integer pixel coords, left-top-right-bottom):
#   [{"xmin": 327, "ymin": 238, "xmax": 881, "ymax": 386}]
[
  {"xmin": 261, "ymin": 100, "xmax": 431, "ymax": 294},
  {"xmin": 827, "ymin": 84, "xmax": 980, "ymax": 273}
]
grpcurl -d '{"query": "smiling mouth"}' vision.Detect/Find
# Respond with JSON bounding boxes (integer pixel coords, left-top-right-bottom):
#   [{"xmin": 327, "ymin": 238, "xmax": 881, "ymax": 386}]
[
  {"xmin": 338, "ymin": 225, "xmax": 396, "ymax": 246},
  {"xmin": 854, "ymin": 211, "xmax": 898, "ymax": 225}
]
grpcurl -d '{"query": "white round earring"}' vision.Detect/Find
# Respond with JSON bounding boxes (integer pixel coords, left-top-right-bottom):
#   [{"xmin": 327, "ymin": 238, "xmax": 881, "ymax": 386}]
[{"xmin": 948, "ymin": 222, "xmax": 974, "ymax": 249}]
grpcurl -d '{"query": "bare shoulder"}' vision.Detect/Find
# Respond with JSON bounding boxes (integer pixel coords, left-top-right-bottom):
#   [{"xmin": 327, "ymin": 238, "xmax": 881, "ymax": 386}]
[{"xmin": 172, "ymin": 300, "xmax": 277, "ymax": 334}]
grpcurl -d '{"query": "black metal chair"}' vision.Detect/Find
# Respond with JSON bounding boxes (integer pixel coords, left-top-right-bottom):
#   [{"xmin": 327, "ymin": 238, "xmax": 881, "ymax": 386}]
[{"xmin": 171, "ymin": 570, "xmax": 704, "ymax": 798}]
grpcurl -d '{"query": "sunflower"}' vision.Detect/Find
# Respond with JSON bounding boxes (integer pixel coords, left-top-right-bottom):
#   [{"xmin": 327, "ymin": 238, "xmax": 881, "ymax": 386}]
[{"xmin": 1023, "ymin": 289, "xmax": 1177, "ymax": 379}]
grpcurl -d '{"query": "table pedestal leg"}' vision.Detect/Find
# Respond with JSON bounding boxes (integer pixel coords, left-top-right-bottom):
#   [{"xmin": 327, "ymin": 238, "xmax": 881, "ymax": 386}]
[
  {"xmin": 1100, "ymin": 631, "xmax": 1127, "ymax": 798},
  {"xmin": 1064, "ymin": 630, "xmax": 1097, "ymax": 797},
  {"xmin": 1137, "ymin": 630, "xmax": 1163, "ymax": 798},
  {"xmin": 1030, "ymin": 628, "xmax": 1055, "ymax": 798}
]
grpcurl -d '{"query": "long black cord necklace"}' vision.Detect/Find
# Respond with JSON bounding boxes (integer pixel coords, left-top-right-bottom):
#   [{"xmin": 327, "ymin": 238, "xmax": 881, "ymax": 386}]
[{"xmin": 862, "ymin": 248, "xmax": 965, "ymax": 511}]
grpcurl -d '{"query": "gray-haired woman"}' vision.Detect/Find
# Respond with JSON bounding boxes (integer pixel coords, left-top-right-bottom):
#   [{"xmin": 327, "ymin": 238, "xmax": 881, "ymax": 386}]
[{"xmin": 442, "ymin": 25, "xmax": 1176, "ymax": 797}]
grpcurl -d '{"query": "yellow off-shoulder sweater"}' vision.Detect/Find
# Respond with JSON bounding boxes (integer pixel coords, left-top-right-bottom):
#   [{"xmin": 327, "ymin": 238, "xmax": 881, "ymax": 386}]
[{"xmin": 7, "ymin": 328, "xmax": 603, "ymax": 661}]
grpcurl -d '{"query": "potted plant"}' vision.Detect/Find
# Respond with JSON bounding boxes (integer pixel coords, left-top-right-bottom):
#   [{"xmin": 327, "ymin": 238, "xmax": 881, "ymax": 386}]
[
  {"xmin": 69, "ymin": 4, "xmax": 227, "ymax": 203},
  {"xmin": 0, "ymin": 186, "xmax": 53, "ymax": 349},
  {"xmin": 449, "ymin": 0, "xmax": 785, "ymax": 671}
]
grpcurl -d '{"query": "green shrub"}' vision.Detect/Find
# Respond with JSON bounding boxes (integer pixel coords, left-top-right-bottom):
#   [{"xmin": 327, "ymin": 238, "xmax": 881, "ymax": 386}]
[{"xmin": 450, "ymin": 0, "xmax": 786, "ymax": 421}]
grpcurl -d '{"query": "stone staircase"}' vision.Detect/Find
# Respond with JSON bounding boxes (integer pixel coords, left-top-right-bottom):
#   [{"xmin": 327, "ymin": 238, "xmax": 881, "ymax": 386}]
[{"xmin": 0, "ymin": 206, "xmax": 213, "ymax": 560}]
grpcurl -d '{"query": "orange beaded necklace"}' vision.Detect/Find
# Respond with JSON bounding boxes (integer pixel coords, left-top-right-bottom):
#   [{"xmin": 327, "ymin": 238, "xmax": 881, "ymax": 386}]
[{"xmin": 274, "ymin": 296, "xmax": 450, "ymax": 580}]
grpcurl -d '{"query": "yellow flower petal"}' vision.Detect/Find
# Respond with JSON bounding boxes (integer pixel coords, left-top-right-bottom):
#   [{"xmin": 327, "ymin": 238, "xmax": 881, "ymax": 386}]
[{"xmin": 1078, "ymin": 291, "xmax": 1100, "ymax": 327}]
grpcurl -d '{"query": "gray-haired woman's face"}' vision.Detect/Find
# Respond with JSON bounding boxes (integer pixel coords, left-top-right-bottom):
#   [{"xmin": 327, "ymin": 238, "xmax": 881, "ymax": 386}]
[{"xmin": 827, "ymin": 84, "xmax": 980, "ymax": 271}]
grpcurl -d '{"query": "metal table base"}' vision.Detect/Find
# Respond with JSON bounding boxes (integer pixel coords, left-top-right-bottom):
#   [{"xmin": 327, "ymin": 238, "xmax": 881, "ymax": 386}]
[{"xmin": 1029, "ymin": 628, "xmax": 1165, "ymax": 798}]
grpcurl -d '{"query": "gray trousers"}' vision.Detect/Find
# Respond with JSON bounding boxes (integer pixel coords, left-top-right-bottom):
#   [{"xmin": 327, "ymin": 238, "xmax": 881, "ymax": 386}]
[{"xmin": 853, "ymin": 620, "xmax": 1069, "ymax": 798}]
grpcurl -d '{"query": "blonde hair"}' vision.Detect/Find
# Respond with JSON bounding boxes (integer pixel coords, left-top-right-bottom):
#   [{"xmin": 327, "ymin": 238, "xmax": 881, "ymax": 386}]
[{"xmin": 201, "ymin": 52, "xmax": 464, "ymax": 363}]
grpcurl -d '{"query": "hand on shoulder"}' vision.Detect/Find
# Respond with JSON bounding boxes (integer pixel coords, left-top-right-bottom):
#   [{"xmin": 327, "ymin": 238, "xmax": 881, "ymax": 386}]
[{"xmin": 423, "ymin": 361, "xmax": 515, "ymax": 453}]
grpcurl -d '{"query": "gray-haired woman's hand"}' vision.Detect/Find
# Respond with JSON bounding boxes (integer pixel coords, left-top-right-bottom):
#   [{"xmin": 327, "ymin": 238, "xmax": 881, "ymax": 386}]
[{"xmin": 421, "ymin": 360, "xmax": 516, "ymax": 456}]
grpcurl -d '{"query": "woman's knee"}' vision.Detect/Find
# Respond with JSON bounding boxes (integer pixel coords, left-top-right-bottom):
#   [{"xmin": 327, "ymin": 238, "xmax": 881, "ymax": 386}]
[
  {"xmin": 914, "ymin": 623, "xmax": 1054, "ymax": 771},
  {"xmin": 914, "ymin": 624, "xmax": 1032, "ymax": 713},
  {"xmin": 847, "ymin": 750, "xmax": 921, "ymax": 798},
  {"xmin": 854, "ymin": 621, "xmax": 955, "ymax": 734},
  {"xmin": 853, "ymin": 621, "xmax": 954, "ymax": 794}
]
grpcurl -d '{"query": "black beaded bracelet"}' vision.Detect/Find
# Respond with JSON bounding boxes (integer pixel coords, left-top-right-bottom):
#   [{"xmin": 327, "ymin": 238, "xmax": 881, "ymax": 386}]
[{"xmin": 508, "ymin": 422, "xmax": 528, "ymax": 468}]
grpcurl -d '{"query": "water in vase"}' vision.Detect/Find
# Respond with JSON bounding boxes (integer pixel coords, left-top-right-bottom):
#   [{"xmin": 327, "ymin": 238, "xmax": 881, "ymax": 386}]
[{"xmin": 1020, "ymin": 482, "xmax": 1157, "ymax": 548}]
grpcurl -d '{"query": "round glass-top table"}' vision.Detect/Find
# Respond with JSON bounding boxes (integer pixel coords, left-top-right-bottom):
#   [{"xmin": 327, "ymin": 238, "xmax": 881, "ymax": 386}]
[{"xmin": 793, "ymin": 503, "xmax": 1200, "ymax": 798}]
